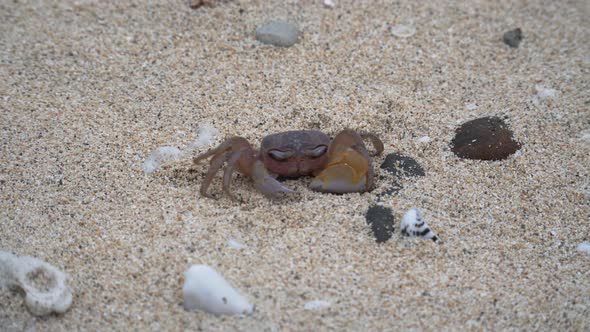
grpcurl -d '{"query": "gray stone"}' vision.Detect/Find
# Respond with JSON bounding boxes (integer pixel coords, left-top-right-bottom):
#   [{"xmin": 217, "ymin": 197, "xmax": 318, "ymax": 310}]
[
  {"xmin": 256, "ymin": 21, "xmax": 299, "ymax": 47},
  {"xmin": 503, "ymin": 28, "xmax": 523, "ymax": 48}
]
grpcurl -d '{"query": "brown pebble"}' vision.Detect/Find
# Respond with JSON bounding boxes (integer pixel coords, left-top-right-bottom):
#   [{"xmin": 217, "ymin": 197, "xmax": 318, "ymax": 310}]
[{"xmin": 451, "ymin": 117, "xmax": 521, "ymax": 160}]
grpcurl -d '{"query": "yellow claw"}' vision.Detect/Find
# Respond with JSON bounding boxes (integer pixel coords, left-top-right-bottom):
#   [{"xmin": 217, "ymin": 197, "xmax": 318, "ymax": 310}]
[{"xmin": 310, "ymin": 148, "xmax": 369, "ymax": 193}]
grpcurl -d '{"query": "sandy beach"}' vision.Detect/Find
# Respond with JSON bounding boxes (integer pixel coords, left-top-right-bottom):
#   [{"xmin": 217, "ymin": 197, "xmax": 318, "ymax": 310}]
[{"xmin": 1, "ymin": 0, "xmax": 589, "ymax": 330}]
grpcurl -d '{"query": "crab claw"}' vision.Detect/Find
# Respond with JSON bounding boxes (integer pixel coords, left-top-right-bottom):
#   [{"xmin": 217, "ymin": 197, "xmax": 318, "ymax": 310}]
[
  {"xmin": 309, "ymin": 163, "xmax": 367, "ymax": 193},
  {"xmin": 310, "ymin": 147, "xmax": 369, "ymax": 193},
  {"xmin": 251, "ymin": 160, "xmax": 295, "ymax": 196}
]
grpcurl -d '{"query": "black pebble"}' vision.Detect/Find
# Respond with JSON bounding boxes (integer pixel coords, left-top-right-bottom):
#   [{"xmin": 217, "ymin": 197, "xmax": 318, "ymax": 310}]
[
  {"xmin": 365, "ymin": 205, "xmax": 395, "ymax": 243},
  {"xmin": 378, "ymin": 153, "xmax": 425, "ymax": 197},
  {"xmin": 451, "ymin": 116, "xmax": 521, "ymax": 161},
  {"xmin": 503, "ymin": 28, "xmax": 523, "ymax": 48},
  {"xmin": 380, "ymin": 153, "xmax": 426, "ymax": 178}
]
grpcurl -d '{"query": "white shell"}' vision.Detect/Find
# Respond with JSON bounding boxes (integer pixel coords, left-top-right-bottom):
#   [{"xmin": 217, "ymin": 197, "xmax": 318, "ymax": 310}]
[
  {"xmin": 323, "ymin": 0, "xmax": 335, "ymax": 8},
  {"xmin": 391, "ymin": 25, "xmax": 416, "ymax": 38},
  {"xmin": 227, "ymin": 238, "xmax": 247, "ymax": 250},
  {"xmin": 183, "ymin": 265, "xmax": 253, "ymax": 315},
  {"xmin": 0, "ymin": 251, "xmax": 73, "ymax": 316},
  {"xmin": 400, "ymin": 208, "xmax": 439, "ymax": 242},
  {"xmin": 416, "ymin": 136, "xmax": 432, "ymax": 143},
  {"xmin": 304, "ymin": 299, "xmax": 331, "ymax": 311},
  {"xmin": 577, "ymin": 243, "xmax": 590, "ymax": 254}
]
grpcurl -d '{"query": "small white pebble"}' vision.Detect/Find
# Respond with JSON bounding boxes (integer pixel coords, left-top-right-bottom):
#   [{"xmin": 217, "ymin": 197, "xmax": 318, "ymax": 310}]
[
  {"xmin": 465, "ymin": 103, "xmax": 478, "ymax": 111},
  {"xmin": 304, "ymin": 300, "xmax": 331, "ymax": 311},
  {"xmin": 391, "ymin": 25, "xmax": 416, "ymax": 38},
  {"xmin": 416, "ymin": 136, "xmax": 432, "ymax": 143},
  {"xmin": 143, "ymin": 146, "xmax": 182, "ymax": 174},
  {"xmin": 577, "ymin": 243, "xmax": 590, "ymax": 254},
  {"xmin": 228, "ymin": 239, "xmax": 247, "ymax": 250},
  {"xmin": 323, "ymin": 0, "xmax": 335, "ymax": 8},
  {"xmin": 535, "ymin": 85, "xmax": 558, "ymax": 100}
]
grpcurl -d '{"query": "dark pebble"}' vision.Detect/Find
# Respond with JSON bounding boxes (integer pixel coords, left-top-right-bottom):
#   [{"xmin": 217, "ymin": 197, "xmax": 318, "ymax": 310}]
[
  {"xmin": 377, "ymin": 153, "xmax": 425, "ymax": 197},
  {"xmin": 365, "ymin": 205, "xmax": 395, "ymax": 243},
  {"xmin": 451, "ymin": 116, "xmax": 521, "ymax": 161},
  {"xmin": 380, "ymin": 153, "xmax": 425, "ymax": 178},
  {"xmin": 503, "ymin": 28, "xmax": 523, "ymax": 48}
]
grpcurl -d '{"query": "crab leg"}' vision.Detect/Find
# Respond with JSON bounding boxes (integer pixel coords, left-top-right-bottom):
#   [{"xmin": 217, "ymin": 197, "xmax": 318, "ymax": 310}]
[
  {"xmin": 199, "ymin": 152, "xmax": 230, "ymax": 199},
  {"xmin": 360, "ymin": 132, "xmax": 384, "ymax": 156},
  {"xmin": 221, "ymin": 150, "xmax": 243, "ymax": 200},
  {"xmin": 250, "ymin": 160, "xmax": 295, "ymax": 197},
  {"xmin": 193, "ymin": 137, "xmax": 244, "ymax": 165}
]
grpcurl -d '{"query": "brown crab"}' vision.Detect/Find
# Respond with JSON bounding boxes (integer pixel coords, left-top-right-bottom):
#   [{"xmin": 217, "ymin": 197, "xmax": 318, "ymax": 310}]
[{"xmin": 193, "ymin": 129, "xmax": 384, "ymax": 199}]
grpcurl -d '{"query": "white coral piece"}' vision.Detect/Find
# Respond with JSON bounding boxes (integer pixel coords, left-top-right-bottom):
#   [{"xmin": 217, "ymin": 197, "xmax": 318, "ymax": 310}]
[
  {"xmin": 143, "ymin": 124, "xmax": 219, "ymax": 174},
  {"xmin": 184, "ymin": 124, "xmax": 219, "ymax": 153},
  {"xmin": 143, "ymin": 146, "xmax": 182, "ymax": 174},
  {"xmin": 183, "ymin": 265, "xmax": 253, "ymax": 315},
  {"xmin": 400, "ymin": 208, "xmax": 439, "ymax": 242},
  {"xmin": 0, "ymin": 251, "xmax": 73, "ymax": 316}
]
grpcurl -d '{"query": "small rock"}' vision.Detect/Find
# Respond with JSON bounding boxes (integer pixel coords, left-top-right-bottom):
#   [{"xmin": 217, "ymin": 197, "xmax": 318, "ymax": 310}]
[
  {"xmin": 380, "ymin": 153, "xmax": 425, "ymax": 178},
  {"xmin": 503, "ymin": 28, "xmax": 523, "ymax": 48},
  {"xmin": 451, "ymin": 117, "xmax": 521, "ymax": 161},
  {"xmin": 255, "ymin": 21, "xmax": 299, "ymax": 47},
  {"xmin": 190, "ymin": 0, "xmax": 214, "ymax": 9},
  {"xmin": 365, "ymin": 205, "xmax": 395, "ymax": 243},
  {"xmin": 400, "ymin": 208, "xmax": 439, "ymax": 242}
]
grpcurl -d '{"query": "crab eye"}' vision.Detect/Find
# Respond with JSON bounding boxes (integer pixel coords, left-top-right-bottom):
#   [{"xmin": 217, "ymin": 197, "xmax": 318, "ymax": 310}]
[
  {"xmin": 305, "ymin": 145, "xmax": 328, "ymax": 158},
  {"xmin": 268, "ymin": 149, "xmax": 294, "ymax": 161}
]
